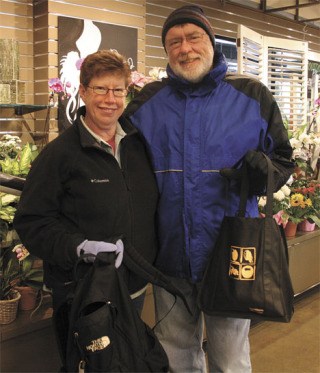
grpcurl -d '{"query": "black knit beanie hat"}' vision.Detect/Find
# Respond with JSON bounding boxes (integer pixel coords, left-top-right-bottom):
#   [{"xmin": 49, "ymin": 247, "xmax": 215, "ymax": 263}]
[{"xmin": 162, "ymin": 5, "xmax": 215, "ymax": 51}]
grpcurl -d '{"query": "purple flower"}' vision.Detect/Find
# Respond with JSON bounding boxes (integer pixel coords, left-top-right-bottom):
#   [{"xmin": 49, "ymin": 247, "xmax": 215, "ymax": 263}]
[{"xmin": 76, "ymin": 58, "xmax": 84, "ymax": 70}]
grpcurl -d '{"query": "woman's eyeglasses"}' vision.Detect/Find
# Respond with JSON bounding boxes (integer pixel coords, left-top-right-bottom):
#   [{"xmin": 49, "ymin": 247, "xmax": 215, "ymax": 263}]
[{"xmin": 87, "ymin": 86, "xmax": 128, "ymax": 97}]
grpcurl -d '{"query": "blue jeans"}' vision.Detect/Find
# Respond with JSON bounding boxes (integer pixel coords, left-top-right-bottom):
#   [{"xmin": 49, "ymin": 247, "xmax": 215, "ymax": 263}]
[{"xmin": 153, "ymin": 277, "xmax": 251, "ymax": 373}]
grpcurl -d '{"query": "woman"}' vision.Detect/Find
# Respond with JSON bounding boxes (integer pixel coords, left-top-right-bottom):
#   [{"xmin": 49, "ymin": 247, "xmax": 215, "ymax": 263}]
[{"xmin": 13, "ymin": 50, "xmax": 158, "ymax": 367}]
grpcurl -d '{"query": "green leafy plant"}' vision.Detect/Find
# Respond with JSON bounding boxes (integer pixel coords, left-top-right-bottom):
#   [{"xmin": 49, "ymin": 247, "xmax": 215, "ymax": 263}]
[
  {"xmin": 0, "ymin": 141, "xmax": 38, "ymax": 177},
  {"xmin": 12, "ymin": 245, "xmax": 43, "ymax": 290},
  {"xmin": 0, "ymin": 192, "xmax": 20, "ymax": 244},
  {"xmin": 0, "ymin": 193, "xmax": 19, "ymax": 224},
  {"xmin": 0, "ymin": 250, "xmax": 19, "ymax": 300},
  {"xmin": 0, "ymin": 135, "xmax": 38, "ymax": 246},
  {"xmin": 0, "ymin": 246, "xmax": 44, "ymax": 300}
]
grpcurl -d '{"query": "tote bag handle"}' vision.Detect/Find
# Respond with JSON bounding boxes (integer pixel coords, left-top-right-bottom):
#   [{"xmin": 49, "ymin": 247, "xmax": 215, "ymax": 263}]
[{"xmin": 238, "ymin": 153, "xmax": 273, "ymax": 218}]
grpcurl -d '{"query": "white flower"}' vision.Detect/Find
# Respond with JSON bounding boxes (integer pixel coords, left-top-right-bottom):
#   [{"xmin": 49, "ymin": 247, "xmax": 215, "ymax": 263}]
[
  {"xmin": 0, "ymin": 135, "xmax": 22, "ymax": 152},
  {"xmin": 258, "ymin": 196, "xmax": 267, "ymax": 207},
  {"xmin": 158, "ymin": 70, "xmax": 167, "ymax": 79},
  {"xmin": 289, "ymin": 138, "xmax": 301, "ymax": 149},
  {"xmin": 313, "ymin": 135, "xmax": 320, "ymax": 146},
  {"xmin": 286, "ymin": 175, "xmax": 294, "ymax": 185},
  {"xmin": 148, "ymin": 67, "xmax": 167, "ymax": 80},
  {"xmin": 273, "ymin": 190, "xmax": 285, "ymax": 201},
  {"xmin": 281, "ymin": 184, "xmax": 291, "ymax": 196},
  {"xmin": 293, "ymin": 148, "xmax": 309, "ymax": 161}
]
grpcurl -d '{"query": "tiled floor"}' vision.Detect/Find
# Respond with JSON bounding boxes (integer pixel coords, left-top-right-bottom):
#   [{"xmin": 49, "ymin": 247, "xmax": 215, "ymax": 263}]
[
  {"xmin": 1, "ymin": 286, "xmax": 319, "ymax": 373},
  {"xmin": 250, "ymin": 287, "xmax": 320, "ymax": 373}
]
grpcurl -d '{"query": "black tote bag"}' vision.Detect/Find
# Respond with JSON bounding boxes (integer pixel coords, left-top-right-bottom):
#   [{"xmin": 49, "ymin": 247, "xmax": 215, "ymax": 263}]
[{"xmin": 198, "ymin": 155, "xmax": 294, "ymax": 322}]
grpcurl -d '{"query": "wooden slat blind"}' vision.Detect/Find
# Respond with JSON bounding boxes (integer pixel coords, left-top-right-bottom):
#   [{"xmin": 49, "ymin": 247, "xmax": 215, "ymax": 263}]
[
  {"xmin": 238, "ymin": 25, "xmax": 308, "ymax": 128},
  {"xmin": 266, "ymin": 42, "xmax": 308, "ymax": 128}
]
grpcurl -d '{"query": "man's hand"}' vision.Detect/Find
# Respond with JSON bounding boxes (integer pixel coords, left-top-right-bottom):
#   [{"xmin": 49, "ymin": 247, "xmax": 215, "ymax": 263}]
[
  {"xmin": 244, "ymin": 150, "xmax": 268, "ymax": 178},
  {"xmin": 220, "ymin": 151, "xmax": 269, "ymax": 193},
  {"xmin": 219, "ymin": 167, "xmax": 242, "ymax": 181}
]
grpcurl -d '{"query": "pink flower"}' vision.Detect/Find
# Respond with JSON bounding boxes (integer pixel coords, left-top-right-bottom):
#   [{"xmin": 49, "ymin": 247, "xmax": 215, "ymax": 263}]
[
  {"xmin": 260, "ymin": 210, "xmax": 288, "ymax": 227},
  {"xmin": 48, "ymin": 78, "xmax": 64, "ymax": 93},
  {"xmin": 130, "ymin": 71, "xmax": 152, "ymax": 88},
  {"xmin": 273, "ymin": 210, "xmax": 288, "ymax": 227},
  {"xmin": 76, "ymin": 58, "xmax": 84, "ymax": 70}
]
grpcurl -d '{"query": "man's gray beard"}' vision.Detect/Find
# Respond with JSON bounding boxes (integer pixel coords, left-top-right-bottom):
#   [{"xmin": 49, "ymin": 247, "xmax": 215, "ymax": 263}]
[
  {"xmin": 178, "ymin": 67, "xmax": 211, "ymax": 83},
  {"xmin": 171, "ymin": 51, "xmax": 214, "ymax": 83}
]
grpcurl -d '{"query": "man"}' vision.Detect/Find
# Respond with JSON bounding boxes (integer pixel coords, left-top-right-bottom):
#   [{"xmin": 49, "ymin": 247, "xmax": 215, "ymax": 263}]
[{"xmin": 125, "ymin": 5, "xmax": 294, "ymax": 372}]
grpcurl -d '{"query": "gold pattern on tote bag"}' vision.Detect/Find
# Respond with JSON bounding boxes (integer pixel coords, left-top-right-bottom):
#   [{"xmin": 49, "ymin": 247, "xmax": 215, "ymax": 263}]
[{"xmin": 229, "ymin": 246, "xmax": 256, "ymax": 280}]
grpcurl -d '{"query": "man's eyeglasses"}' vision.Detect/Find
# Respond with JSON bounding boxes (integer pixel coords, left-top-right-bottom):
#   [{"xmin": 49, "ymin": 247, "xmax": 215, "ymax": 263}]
[
  {"xmin": 165, "ymin": 32, "xmax": 207, "ymax": 52},
  {"xmin": 87, "ymin": 86, "xmax": 128, "ymax": 97}
]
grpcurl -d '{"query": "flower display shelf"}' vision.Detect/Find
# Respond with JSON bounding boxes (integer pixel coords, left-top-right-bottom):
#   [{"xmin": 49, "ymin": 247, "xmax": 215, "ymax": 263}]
[
  {"xmin": 0, "ymin": 104, "xmax": 51, "ymax": 148},
  {"xmin": 287, "ymin": 228, "xmax": 320, "ymax": 296},
  {"xmin": 0, "ymin": 292, "xmax": 52, "ymax": 341}
]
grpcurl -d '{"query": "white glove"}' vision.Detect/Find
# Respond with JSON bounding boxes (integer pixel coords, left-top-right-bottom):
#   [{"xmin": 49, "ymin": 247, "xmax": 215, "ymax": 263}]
[{"xmin": 77, "ymin": 239, "xmax": 124, "ymax": 267}]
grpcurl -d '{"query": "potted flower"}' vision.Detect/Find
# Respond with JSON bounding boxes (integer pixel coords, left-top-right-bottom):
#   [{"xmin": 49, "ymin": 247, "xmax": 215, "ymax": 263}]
[
  {"xmin": 258, "ymin": 183, "xmax": 291, "ymax": 227},
  {"xmin": 126, "ymin": 68, "xmax": 167, "ymax": 105},
  {"xmin": 290, "ymin": 179, "xmax": 320, "ymax": 231},
  {"xmin": 0, "ymin": 250, "xmax": 21, "ymax": 324},
  {"xmin": 281, "ymin": 186, "xmax": 319, "ymax": 237},
  {"xmin": 48, "ymin": 77, "xmax": 71, "ymax": 107},
  {"xmin": 0, "ymin": 131, "xmax": 43, "ymax": 317},
  {"xmin": 0, "ymin": 134, "xmax": 39, "ymax": 177},
  {"xmin": 258, "ymin": 180, "xmax": 318, "ymax": 237},
  {"xmin": 287, "ymin": 97, "xmax": 320, "ymax": 179},
  {"xmin": 12, "ymin": 244, "xmax": 44, "ymax": 311}
]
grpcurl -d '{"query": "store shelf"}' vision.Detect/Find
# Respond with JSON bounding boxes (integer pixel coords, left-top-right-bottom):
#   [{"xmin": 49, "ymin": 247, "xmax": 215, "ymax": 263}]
[
  {"xmin": 0, "ymin": 293, "xmax": 53, "ymax": 342},
  {"xmin": 0, "ymin": 104, "xmax": 51, "ymax": 147},
  {"xmin": 0, "ymin": 104, "xmax": 49, "ymax": 116},
  {"xmin": 287, "ymin": 228, "xmax": 320, "ymax": 296}
]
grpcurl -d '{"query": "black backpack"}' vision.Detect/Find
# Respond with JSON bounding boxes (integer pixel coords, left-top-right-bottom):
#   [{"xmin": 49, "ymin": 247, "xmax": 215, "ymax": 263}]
[{"xmin": 65, "ymin": 247, "xmax": 190, "ymax": 372}]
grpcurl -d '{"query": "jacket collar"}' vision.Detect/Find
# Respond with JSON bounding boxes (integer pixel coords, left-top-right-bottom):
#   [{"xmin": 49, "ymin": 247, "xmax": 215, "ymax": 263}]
[
  {"xmin": 75, "ymin": 106, "xmax": 138, "ymax": 148},
  {"xmin": 166, "ymin": 50, "xmax": 228, "ymax": 95}
]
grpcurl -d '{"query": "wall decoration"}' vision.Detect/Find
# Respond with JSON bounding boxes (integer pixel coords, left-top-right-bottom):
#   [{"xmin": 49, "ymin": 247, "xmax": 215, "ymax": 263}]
[
  {"xmin": 0, "ymin": 39, "xmax": 25, "ymax": 104},
  {"xmin": 57, "ymin": 16, "xmax": 137, "ymax": 132}
]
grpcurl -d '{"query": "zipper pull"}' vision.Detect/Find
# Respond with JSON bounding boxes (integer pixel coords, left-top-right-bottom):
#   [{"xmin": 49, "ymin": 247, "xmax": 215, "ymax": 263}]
[
  {"xmin": 78, "ymin": 360, "xmax": 85, "ymax": 373},
  {"xmin": 75, "ymin": 332, "xmax": 86, "ymax": 373}
]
